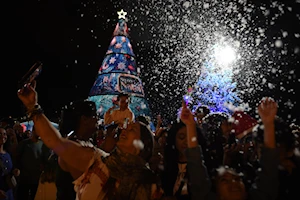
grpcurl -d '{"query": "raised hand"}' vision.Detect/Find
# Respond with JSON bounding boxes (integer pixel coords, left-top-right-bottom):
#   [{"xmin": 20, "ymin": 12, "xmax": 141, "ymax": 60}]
[
  {"xmin": 257, "ymin": 97, "xmax": 277, "ymax": 148},
  {"xmin": 258, "ymin": 97, "xmax": 278, "ymax": 124},
  {"xmin": 180, "ymin": 100, "xmax": 198, "ymax": 147},
  {"xmin": 180, "ymin": 100, "xmax": 196, "ymax": 126},
  {"xmin": 17, "ymin": 81, "xmax": 38, "ymax": 110},
  {"xmin": 156, "ymin": 114, "xmax": 162, "ymax": 126}
]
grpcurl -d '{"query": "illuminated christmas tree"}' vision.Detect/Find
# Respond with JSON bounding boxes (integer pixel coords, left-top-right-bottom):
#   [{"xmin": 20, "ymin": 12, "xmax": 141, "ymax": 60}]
[
  {"xmin": 88, "ymin": 10, "xmax": 153, "ymax": 124},
  {"xmin": 192, "ymin": 60, "xmax": 241, "ymax": 114}
]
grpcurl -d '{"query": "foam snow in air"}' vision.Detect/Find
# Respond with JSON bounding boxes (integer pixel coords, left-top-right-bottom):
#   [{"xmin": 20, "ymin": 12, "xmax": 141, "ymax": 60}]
[
  {"xmin": 183, "ymin": 1, "xmax": 190, "ymax": 8},
  {"xmin": 191, "ymin": 137, "xmax": 197, "ymax": 142},
  {"xmin": 275, "ymin": 40, "xmax": 283, "ymax": 47},
  {"xmin": 76, "ymin": 0, "xmax": 299, "ymax": 124},
  {"xmin": 216, "ymin": 166, "xmax": 226, "ymax": 176},
  {"xmin": 133, "ymin": 139, "xmax": 144, "ymax": 150}
]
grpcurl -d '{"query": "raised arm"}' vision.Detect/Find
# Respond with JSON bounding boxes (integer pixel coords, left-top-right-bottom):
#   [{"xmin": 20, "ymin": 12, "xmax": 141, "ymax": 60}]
[
  {"xmin": 250, "ymin": 97, "xmax": 279, "ymax": 200},
  {"xmin": 180, "ymin": 100, "xmax": 198, "ymax": 148},
  {"xmin": 258, "ymin": 97, "xmax": 277, "ymax": 148},
  {"xmin": 180, "ymin": 100, "xmax": 212, "ymax": 200},
  {"xmin": 155, "ymin": 114, "xmax": 163, "ymax": 135},
  {"xmin": 17, "ymin": 82, "xmax": 94, "ymax": 172}
]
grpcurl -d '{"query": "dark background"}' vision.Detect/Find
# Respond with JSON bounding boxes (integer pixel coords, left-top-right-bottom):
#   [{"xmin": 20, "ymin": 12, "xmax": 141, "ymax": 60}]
[{"xmin": 2, "ymin": 0, "xmax": 300, "ymax": 125}]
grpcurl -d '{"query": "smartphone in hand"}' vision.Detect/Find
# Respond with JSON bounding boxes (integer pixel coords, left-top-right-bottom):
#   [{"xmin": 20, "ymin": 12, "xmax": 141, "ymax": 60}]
[{"xmin": 18, "ymin": 61, "xmax": 43, "ymax": 89}]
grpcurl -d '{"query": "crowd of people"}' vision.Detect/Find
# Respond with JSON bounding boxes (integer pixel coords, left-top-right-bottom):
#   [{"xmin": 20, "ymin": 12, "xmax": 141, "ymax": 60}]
[{"xmin": 0, "ymin": 80, "xmax": 299, "ymax": 200}]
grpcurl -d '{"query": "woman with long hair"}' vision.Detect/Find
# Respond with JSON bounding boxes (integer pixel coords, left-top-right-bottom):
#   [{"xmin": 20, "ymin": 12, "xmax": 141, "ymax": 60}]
[
  {"xmin": 17, "ymin": 81, "xmax": 162, "ymax": 200},
  {"xmin": 161, "ymin": 109, "xmax": 208, "ymax": 200},
  {"xmin": 0, "ymin": 127, "xmax": 20, "ymax": 200}
]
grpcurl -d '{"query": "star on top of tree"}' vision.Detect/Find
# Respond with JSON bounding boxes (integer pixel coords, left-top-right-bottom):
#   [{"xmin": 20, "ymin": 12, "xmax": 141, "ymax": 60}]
[{"xmin": 117, "ymin": 9, "xmax": 127, "ymax": 19}]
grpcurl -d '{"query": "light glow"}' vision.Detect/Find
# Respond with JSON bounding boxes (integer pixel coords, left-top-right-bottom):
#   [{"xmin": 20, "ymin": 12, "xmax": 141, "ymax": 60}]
[{"xmin": 214, "ymin": 45, "xmax": 237, "ymax": 67}]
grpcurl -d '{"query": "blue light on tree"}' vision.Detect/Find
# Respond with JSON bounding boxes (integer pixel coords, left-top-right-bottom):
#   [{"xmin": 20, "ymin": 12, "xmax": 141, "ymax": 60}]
[{"xmin": 192, "ymin": 43, "xmax": 241, "ymax": 114}]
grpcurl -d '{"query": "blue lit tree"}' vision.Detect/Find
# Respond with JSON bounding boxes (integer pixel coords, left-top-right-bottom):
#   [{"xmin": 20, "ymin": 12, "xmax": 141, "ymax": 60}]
[
  {"xmin": 88, "ymin": 10, "xmax": 153, "ymax": 125},
  {"xmin": 191, "ymin": 60, "xmax": 241, "ymax": 114}
]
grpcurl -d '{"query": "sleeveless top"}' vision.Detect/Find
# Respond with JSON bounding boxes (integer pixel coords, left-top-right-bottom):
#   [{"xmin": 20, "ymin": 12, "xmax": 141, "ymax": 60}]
[
  {"xmin": 73, "ymin": 148, "xmax": 110, "ymax": 200},
  {"xmin": 73, "ymin": 146, "xmax": 164, "ymax": 200}
]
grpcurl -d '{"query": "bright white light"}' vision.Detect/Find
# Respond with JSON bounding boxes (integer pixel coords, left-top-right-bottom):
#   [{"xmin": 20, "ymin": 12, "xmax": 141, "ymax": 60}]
[{"xmin": 214, "ymin": 45, "xmax": 237, "ymax": 66}]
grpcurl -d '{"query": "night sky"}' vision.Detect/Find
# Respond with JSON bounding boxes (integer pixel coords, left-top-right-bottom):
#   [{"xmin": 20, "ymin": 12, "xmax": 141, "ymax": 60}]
[{"xmin": 2, "ymin": 0, "xmax": 300, "ymax": 125}]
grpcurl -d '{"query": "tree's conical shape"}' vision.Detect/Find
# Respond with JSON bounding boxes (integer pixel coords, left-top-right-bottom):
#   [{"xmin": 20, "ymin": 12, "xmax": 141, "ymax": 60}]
[{"xmin": 88, "ymin": 12, "xmax": 152, "ymax": 124}]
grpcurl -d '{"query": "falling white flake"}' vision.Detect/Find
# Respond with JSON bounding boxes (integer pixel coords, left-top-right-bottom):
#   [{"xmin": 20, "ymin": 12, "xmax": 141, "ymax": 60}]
[
  {"xmin": 183, "ymin": 1, "xmax": 191, "ymax": 8},
  {"xmin": 133, "ymin": 139, "xmax": 144, "ymax": 150},
  {"xmin": 75, "ymin": 0, "xmax": 300, "ymax": 125},
  {"xmin": 191, "ymin": 137, "xmax": 197, "ymax": 142},
  {"xmin": 268, "ymin": 82, "xmax": 275, "ymax": 89},
  {"xmin": 275, "ymin": 40, "xmax": 283, "ymax": 48},
  {"xmin": 203, "ymin": 3, "xmax": 210, "ymax": 9},
  {"xmin": 216, "ymin": 166, "xmax": 226, "ymax": 175}
]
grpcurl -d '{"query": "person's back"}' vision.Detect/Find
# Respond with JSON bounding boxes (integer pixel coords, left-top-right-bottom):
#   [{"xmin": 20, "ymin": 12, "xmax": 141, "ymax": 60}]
[
  {"xmin": 34, "ymin": 144, "xmax": 57, "ymax": 200},
  {"xmin": 277, "ymin": 154, "xmax": 300, "ymax": 200},
  {"xmin": 55, "ymin": 160, "xmax": 76, "ymax": 200},
  {"xmin": 17, "ymin": 138, "xmax": 43, "ymax": 184},
  {"xmin": 16, "ymin": 129, "xmax": 45, "ymax": 200},
  {"xmin": 271, "ymin": 118, "xmax": 299, "ymax": 200}
]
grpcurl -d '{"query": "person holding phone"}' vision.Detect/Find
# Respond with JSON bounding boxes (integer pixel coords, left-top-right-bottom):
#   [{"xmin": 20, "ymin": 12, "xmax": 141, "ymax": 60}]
[
  {"xmin": 18, "ymin": 61, "xmax": 42, "ymax": 90},
  {"xmin": 16, "ymin": 81, "xmax": 163, "ymax": 200}
]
